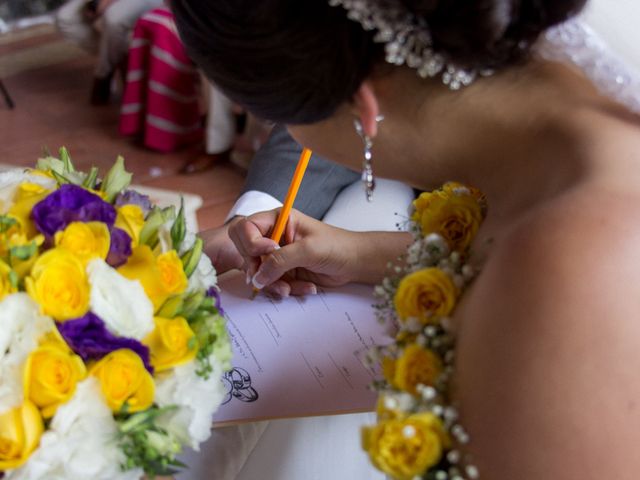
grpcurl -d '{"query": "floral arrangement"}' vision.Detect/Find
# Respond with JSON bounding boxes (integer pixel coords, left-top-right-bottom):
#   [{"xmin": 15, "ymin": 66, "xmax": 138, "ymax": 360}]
[
  {"xmin": 0, "ymin": 148, "xmax": 231, "ymax": 479},
  {"xmin": 362, "ymin": 182, "xmax": 487, "ymax": 480}
]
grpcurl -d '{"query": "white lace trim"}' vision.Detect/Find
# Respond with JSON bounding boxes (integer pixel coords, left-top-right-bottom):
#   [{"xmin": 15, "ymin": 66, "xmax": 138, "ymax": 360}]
[{"xmin": 537, "ymin": 19, "xmax": 640, "ymax": 114}]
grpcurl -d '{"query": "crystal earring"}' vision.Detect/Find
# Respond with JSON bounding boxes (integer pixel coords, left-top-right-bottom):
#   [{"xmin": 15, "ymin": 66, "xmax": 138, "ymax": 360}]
[{"xmin": 354, "ymin": 115, "xmax": 384, "ymax": 202}]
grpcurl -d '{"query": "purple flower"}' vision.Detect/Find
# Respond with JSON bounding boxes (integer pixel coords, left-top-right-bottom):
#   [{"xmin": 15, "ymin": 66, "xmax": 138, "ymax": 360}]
[
  {"xmin": 207, "ymin": 286, "xmax": 225, "ymax": 316},
  {"xmin": 115, "ymin": 190, "xmax": 152, "ymax": 216},
  {"xmin": 58, "ymin": 312, "xmax": 153, "ymax": 373},
  {"xmin": 106, "ymin": 227, "xmax": 132, "ymax": 267},
  {"xmin": 32, "ymin": 184, "xmax": 116, "ymax": 239}
]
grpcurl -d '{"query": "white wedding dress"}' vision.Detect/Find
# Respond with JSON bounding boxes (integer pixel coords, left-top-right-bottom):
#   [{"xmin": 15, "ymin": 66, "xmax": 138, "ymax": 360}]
[{"xmin": 177, "ymin": 11, "xmax": 640, "ymax": 480}]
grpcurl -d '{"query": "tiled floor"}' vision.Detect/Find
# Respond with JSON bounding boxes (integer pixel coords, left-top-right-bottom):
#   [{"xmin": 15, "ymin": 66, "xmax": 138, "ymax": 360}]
[{"xmin": 0, "ymin": 25, "xmax": 246, "ymax": 232}]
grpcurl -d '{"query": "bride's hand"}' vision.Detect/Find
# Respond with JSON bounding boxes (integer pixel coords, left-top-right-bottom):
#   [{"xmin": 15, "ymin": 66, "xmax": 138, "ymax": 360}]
[{"xmin": 227, "ymin": 209, "xmax": 360, "ymax": 297}]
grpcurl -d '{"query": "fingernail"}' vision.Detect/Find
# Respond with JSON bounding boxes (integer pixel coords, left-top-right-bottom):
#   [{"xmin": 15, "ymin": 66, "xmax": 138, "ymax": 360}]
[
  {"xmin": 306, "ymin": 284, "xmax": 317, "ymax": 295},
  {"xmin": 273, "ymin": 244, "xmax": 281, "ymax": 250},
  {"xmin": 245, "ymin": 272, "xmax": 251, "ymax": 285},
  {"xmin": 252, "ymin": 273, "xmax": 265, "ymax": 290}
]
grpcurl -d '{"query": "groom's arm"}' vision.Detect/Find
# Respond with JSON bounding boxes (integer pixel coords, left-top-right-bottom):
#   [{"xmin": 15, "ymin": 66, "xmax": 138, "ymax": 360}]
[{"xmin": 227, "ymin": 124, "xmax": 360, "ymax": 220}]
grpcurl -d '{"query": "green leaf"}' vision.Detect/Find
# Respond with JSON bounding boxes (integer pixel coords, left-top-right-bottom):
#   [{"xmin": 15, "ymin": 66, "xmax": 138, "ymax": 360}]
[
  {"xmin": 139, "ymin": 206, "xmax": 176, "ymax": 246},
  {"xmin": 180, "ymin": 237, "xmax": 203, "ymax": 278},
  {"xmin": 59, "ymin": 146, "xmax": 75, "ymax": 173},
  {"xmin": 50, "ymin": 169, "xmax": 72, "ymax": 185},
  {"xmin": 101, "ymin": 155, "xmax": 132, "ymax": 202},
  {"xmin": 0, "ymin": 215, "xmax": 18, "ymax": 234},
  {"xmin": 157, "ymin": 295, "xmax": 184, "ymax": 318},
  {"xmin": 10, "ymin": 242, "xmax": 37, "ymax": 261},
  {"xmin": 8, "ymin": 270, "xmax": 18, "ymax": 289},
  {"xmin": 82, "ymin": 167, "xmax": 99, "ymax": 190},
  {"xmin": 170, "ymin": 197, "xmax": 186, "ymax": 251},
  {"xmin": 36, "ymin": 156, "xmax": 65, "ymax": 175}
]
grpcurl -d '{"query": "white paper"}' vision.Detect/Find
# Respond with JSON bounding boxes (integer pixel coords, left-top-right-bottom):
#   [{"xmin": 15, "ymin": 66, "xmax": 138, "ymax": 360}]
[{"xmin": 213, "ymin": 272, "xmax": 392, "ymax": 425}]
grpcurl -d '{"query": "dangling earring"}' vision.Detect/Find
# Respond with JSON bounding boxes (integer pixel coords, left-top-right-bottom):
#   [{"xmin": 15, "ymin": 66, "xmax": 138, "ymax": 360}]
[{"xmin": 354, "ymin": 115, "xmax": 384, "ymax": 202}]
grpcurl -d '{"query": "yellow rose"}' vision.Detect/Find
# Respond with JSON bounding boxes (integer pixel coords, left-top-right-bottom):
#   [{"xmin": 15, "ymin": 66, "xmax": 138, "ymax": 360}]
[
  {"xmin": 394, "ymin": 268, "xmax": 458, "ymax": 325},
  {"xmin": 115, "ymin": 205, "xmax": 145, "ymax": 247},
  {"xmin": 8, "ymin": 182, "xmax": 50, "ymax": 239},
  {"xmin": 0, "ymin": 401, "xmax": 44, "ymax": 470},
  {"xmin": 412, "ymin": 187, "xmax": 483, "ymax": 251},
  {"xmin": 118, "ymin": 246, "xmax": 187, "ymax": 311},
  {"xmin": 392, "ymin": 344, "xmax": 442, "ymax": 395},
  {"xmin": 25, "ymin": 248, "xmax": 90, "ymax": 321},
  {"xmin": 362, "ymin": 413, "xmax": 450, "ymax": 480},
  {"xmin": 90, "ymin": 349, "xmax": 154, "ymax": 413},
  {"xmin": 23, "ymin": 339, "xmax": 87, "ymax": 418},
  {"xmin": 54, "ymin": 221, "xmax": 111, "ymax": 265},
  {"xmin": 156, "ymin": 250, "xmax": 188, "ymax": 296},
  {"xmin": 144, "ymin": 316, "xmax": 198, "ymax": 372},
  {"xmin": 0, "ymin": 259, "xmax": 17, "ymax": 301}
]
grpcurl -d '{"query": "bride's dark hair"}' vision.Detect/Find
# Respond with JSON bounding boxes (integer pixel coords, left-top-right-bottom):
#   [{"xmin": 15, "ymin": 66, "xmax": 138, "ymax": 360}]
[{"xmin": 172, "ymin": 0, "xmax": 586, "ymax": 125}]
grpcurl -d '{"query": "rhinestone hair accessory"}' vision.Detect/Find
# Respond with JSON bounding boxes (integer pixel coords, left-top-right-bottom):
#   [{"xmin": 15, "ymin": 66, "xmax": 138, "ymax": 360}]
[
  {"xmin": 354, "ymin": 118, "xmax": 375, "ymax": 201},
  {"xmin": 328, "ymin": 0, "xmax": 489, "ymax": 90}
]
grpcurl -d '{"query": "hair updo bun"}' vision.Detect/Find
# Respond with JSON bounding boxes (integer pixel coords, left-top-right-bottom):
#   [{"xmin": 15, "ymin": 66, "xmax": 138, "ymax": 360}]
[
  {"xmin": 172, "ymin": 0, "xmax": 586, "ymax": 125},
  {"xmin": 401, "ymin": 0, "xmax": 587, "ymax": 68}
]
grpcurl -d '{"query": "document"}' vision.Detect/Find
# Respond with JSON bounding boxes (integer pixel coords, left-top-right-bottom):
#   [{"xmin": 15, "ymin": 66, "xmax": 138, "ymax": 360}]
[{"xmin": 213, "ymin": 272, "xmax": 392, "ymax": 425}]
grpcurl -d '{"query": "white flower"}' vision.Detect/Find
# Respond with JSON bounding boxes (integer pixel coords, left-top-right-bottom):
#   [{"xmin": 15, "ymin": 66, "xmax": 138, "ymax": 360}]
[
  {"xmin": 187, "ymin": 253, "xmax": 217, "ymax": 293},
  {"xmin": 0, "ymin": 169, "xmax": 56, "ymax": 214},
  {"xmin": 86, "ymin": 258, "xmax": 154, "ymax": 340},
  {"xmin": 5, "ymin": 378, "xmax": 143, "ymax": 480},
  {"xmin": 0, "ymin": 293, "xmax": 55, "ymax": 413},
  {"xmin": 154, "ymin": 360, "xmax": 226, "ymax": 450}
]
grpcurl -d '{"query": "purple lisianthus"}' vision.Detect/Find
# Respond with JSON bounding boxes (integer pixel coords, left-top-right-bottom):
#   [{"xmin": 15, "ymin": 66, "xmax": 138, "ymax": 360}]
[
  {"xmin": 106, "ymin": 227, "xmax": 132, "ymax": 267},
  {"xmin": 58, "ymin": 312, "xmax": 153, "ymax": 373},
  {"xmin": 115, "ymin": 190, "xmax": 152, "ymax": 216},
  {"xmin": 207, "ymin": 286, "xmax": 225, "ymax": 316},
  {"xmin": 32, "ymin": 184, "xmax": 116, "ymax": 239}
]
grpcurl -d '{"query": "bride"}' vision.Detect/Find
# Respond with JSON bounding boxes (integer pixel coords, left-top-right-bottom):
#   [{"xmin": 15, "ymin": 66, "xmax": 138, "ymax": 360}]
[{"xmin": 172, "ymin": 0, "xmax": 640, "ymax": 478}]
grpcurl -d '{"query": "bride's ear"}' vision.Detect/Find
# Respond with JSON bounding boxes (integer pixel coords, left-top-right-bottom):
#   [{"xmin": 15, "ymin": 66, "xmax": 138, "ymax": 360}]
[{"xmin": 352, "ymin": 81, "xmax": 380, "ymax": 138}]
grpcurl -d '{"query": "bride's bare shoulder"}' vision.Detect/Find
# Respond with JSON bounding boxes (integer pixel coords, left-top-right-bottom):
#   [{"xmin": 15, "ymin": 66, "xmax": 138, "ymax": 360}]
[{"xmin": 455, "ymin": 186, "xmax": 640, "ymax": 479}]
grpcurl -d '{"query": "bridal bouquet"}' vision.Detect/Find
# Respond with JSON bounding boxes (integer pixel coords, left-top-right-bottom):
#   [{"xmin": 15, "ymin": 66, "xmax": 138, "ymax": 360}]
[
  {"xmin": 0, "ymin": 149, "xmax": 231, "ymax": 479},
  {"xmin": 362, "ymin": 183, "xmax": 486, "ymax": 480}
]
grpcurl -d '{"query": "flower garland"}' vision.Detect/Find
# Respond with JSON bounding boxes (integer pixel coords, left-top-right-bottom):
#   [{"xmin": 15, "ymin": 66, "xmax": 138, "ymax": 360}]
[
  {"xmin": 362, "ymin": 182, "xmax": 487, "ymax": 480},
  {"xmin": 0, "ymin": 148, "xmax": 231, "ymax": 479}
]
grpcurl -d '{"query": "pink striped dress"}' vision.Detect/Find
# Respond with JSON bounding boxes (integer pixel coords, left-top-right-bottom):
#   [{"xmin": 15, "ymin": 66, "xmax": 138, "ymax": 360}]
[{"xmin": 119, "ymin": 7, "xmax": 203, "ymax": 152}]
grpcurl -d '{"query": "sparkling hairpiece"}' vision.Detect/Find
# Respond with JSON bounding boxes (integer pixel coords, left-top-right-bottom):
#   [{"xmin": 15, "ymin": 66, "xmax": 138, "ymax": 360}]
[{"xmin": 328, "ymin": 0, "xmax": 490, "ymax": 89}]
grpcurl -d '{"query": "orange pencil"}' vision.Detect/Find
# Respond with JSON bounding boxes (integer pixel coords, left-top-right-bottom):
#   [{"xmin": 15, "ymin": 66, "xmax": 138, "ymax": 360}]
[{"xmin": 251, "ymin": 147, "xmax": 312, "ymax": 298}]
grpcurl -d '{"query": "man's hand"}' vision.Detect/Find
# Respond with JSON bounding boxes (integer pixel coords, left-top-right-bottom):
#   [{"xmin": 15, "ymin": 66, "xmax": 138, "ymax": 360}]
[{"xmin": 200, "ymin": 223, "xmax": 244, "ymax": 275}]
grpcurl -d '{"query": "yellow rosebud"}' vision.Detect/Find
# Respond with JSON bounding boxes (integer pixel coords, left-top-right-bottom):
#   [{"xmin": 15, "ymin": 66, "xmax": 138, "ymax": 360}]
[
  {"xmin": 54, "ymin": 221, "xmax": 111, "ymax": 265},
  {"xmin": 0, "ymin": 401, "xmax": 44, "ymax": 470},
  {"xmin": 412, "ymin": 187, "xmax": 483, "ymax": 252},
  {"xmin": 25, "ymin": 248, "xmax": 90, "ymax": 321},
  {"xmin": 8, "ymin": 182, "xmax": 50, "ymax": 239},
  {"xmin": 0, "ymin": 259, "xmax": 17, "ymax": 301},
  {"xmin": 392, "ymin": 344, "xmax": 442, "ymax": 395},
  {"xmin": 362, "ymin": 413, "xmax": 450, "ymax": 480},
  {"xmin": 157, "ymin": 250, "xmax": 188, "ymax": 296},
  {"xmin": 394, "ymin": 268, "xmax": 457, "ymax": 325},
  {"xmin": 23, "ymin": 339, "xmax": 87, "ymax": 418},
  {"xmin": 144, "ymin": 316, "xmax": 198, "ymax": 372},
  {"xmin": 115, "ymin": 205, "xmax": 145, "ymax": 247},
  {"xmin": 118, "ymin": 246, "xmax": 187, "ymax": 312},
  {"xmin": 90, "ymin": 349, "xmax": 154, "ymax": 413}
]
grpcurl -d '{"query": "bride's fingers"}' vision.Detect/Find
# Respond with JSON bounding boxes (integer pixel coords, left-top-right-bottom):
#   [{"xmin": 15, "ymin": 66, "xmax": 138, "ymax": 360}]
[
  {"xmin": 229, "ymin": 217, "xmax": 279, "ymax": 258},
  {"xmin": 288, "ymin": 279, "xmax": 318, "ymax": 296},
  {"xmin": 252, "ymin": 241, "xmax": 311, "ymax": 288},
  {"xmin": 262, "ymin": 279, "xmax": 292, "ymax": 298}
]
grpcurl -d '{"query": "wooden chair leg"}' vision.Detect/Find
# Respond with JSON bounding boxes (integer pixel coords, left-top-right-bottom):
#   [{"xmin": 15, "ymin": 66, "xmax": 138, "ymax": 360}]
[{"xmin": 0, "ymin": 79, "xmax": 15, "ymax": 109}]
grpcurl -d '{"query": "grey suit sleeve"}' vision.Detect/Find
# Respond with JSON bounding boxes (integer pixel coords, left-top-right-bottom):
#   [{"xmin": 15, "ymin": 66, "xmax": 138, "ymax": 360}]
[{"xmin": 241, "ymin": 125, "xmax": 360, "ymax": 220}]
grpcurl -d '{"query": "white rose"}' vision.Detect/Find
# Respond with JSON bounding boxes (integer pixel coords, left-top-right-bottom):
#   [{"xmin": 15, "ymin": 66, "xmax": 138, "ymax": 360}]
[
  {"xmin": 187, "ymin": 253, "xmax": 217, "ymax": 293},
  {"xmin": 5, "ymin": 378, "xmax": 143, "ymax": 480},
  {"xmin": 0, "ymin": 170, "xmax": 56, "ymax": 213},
  {"xmin": 0, "ymin": 293, "xmax": 55, "ymax": 413},
  {"xmin": 155, "ymin": 361, "xmax": 226, "ymax": 450},
  {"xmin": 87, "ymin": 258, "xmax": 154, "ymax": 340}
]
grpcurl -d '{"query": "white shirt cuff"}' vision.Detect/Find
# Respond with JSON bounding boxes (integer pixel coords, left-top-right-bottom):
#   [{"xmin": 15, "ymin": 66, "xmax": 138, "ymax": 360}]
[{"xmin": 225, "ymin": 190, "xmax": 284, "ymax": 223}]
